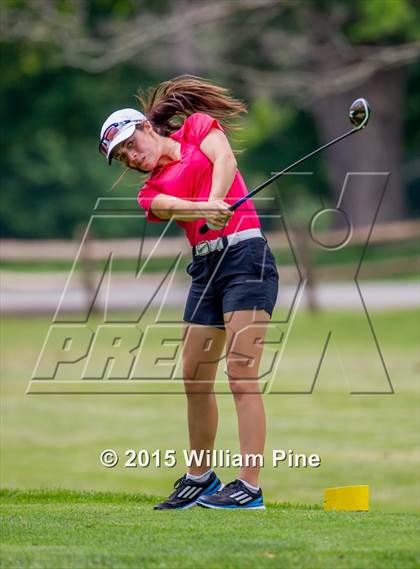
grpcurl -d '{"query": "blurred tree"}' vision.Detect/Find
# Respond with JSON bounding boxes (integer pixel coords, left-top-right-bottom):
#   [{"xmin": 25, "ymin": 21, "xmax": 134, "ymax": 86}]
[
  {"xmin": 1, "ymin": 0, "xmax": 419, "ymax": 237},
  {"xmin": 203, "ymin": 0, "xmax": 420, "ymax": 226},
  {"xmin": 0, "ymin": 40, "xmax": 158, "ymax": 238}
]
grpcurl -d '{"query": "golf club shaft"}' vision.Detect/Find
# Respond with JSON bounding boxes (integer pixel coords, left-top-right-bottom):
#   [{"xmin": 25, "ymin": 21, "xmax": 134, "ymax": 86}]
[{"xmin": 199, "ymin": 125, "xmax": 358, "ymax": 235}]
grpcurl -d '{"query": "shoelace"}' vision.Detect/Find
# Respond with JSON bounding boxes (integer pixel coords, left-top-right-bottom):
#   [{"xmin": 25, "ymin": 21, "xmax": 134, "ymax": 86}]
[
  {"xmin": 215, "ymin": 480, "xmax": 244, "ymax": 497},
  {"xmin": 167, "ymin": 475, "xmax": 190, "ymax": 500}
]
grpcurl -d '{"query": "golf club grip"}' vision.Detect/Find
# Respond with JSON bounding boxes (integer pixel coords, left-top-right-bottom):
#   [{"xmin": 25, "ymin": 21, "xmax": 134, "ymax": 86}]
[{"xmin": 198, "ymin": 203, "xmax": 238, "ymax": 235}]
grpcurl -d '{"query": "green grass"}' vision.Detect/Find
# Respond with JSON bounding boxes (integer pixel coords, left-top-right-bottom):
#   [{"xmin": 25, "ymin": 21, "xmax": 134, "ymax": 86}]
[
  {"xmin": 1, "ymin": 309, "xmax": 418, "ymax": 513},
  {"xmin": 1, "ymin": 309, "xmax": 419, "ymax": 567},
  {"xmin": 1, "ymin": 489, "xmax": 419, "ymax": 569}
]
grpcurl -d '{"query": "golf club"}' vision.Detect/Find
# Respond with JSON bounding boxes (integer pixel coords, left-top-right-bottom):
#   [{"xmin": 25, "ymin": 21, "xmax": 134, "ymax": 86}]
[{"xmin": 199, "ymin": 97, "xmax": 371, "ymax": 235}]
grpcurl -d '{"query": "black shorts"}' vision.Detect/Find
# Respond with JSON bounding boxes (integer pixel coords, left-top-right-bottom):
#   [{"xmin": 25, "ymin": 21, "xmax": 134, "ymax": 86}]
[{"xmin": 183, "ymin": 236, "xmax": 279, "ymax": 329}]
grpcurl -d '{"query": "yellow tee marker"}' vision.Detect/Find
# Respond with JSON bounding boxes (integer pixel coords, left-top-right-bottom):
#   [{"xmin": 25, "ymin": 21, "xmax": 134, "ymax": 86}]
[{"xmin": 323, "ymin": 485, "xmax": 369, "ymax": 512}]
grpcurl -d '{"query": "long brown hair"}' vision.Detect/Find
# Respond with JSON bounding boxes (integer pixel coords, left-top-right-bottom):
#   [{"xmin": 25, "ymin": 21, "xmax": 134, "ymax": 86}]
[{"xmin": 136, "ymin": 75, "xmax": 247, "ymax": 137}]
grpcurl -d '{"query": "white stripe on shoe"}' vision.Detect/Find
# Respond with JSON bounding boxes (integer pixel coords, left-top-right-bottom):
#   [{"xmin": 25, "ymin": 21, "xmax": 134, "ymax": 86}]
[
  {"xmin": 177, "ymin": 485, "xmax": 192, "ymax": 498},
  {"xmin": 238, "ymin": 496, "xmax": 254, "ymax": 504},
  {"xmin": 236, "ymin": 493, "xmax": 250, "ymax": 500},
  {"xmin": 184, "ymin": 487, "xmax": 201, "ymax": 499},
  {"xmin": 231, "ymin": 491, "xmax": 247, "ymax": 499},
  {"xmin": 182, "ymin": 486, "xmax": 199, "ymax": 499}
]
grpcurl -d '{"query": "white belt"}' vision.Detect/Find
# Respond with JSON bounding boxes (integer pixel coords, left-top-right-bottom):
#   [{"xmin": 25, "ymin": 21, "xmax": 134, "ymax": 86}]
[{"xmin": 194, "ymin": 228, "xmax": 264, "ymax": 257}]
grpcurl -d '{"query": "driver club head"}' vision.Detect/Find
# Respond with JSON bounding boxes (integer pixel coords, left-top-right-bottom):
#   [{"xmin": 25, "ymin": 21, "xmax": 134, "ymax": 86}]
[{"xmin": 349, "ymin": 98, "xmax": 370, "ymax": 129}]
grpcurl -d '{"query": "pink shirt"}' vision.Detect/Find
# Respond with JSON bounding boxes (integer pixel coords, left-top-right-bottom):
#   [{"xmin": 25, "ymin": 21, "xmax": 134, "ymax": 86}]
[{"xmin": 137, "ymin": 112, "xmax": 261, "ymax": 246}]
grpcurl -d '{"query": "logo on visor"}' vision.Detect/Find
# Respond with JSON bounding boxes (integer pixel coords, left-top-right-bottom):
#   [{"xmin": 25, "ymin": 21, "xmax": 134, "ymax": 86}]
[{"xmin": 98, "ymin": 119, "xmax": 141, "ymax": 158}]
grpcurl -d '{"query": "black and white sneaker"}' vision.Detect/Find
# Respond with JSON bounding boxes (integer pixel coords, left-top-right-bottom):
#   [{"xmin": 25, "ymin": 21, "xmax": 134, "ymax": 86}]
[
  {"xmin": 154, "ymin": 472, "xmax": 222, "ymax": 510},
  {"xmin": 197, "ymin": 479, "xmax": 265, "ymax": 510}
]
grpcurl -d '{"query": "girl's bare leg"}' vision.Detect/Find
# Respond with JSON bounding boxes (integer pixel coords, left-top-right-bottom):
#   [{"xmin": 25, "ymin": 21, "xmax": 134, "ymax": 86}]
[
  {"xmin": 224, "ymin": 310, "xmax": 270, "ymax": 487},
  {"xmin": 182, "ymin": 323, "xmax": 226, "ymax": 476}
]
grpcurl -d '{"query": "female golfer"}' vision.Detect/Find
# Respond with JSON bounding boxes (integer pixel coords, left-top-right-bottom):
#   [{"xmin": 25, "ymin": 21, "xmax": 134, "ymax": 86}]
[{"xmin": 99, "ymin": 77, "xmax": 278, "ymax": 510}]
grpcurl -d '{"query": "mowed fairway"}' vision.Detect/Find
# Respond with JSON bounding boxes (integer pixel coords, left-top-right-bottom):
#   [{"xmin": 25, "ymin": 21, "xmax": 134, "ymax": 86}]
[
  {"xmin": 1, "ymin": 309, "xmax": 419, "ymax": 567},
  {"xmin": 1, "ymin": 489, "xmax": 419, "ymax": 569}
]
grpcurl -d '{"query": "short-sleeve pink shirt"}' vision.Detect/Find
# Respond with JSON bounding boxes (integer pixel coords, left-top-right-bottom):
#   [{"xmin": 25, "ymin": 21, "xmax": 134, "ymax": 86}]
[{"xmin": 137, "ymin": 112, "xmax": 261, "ymax": 246}]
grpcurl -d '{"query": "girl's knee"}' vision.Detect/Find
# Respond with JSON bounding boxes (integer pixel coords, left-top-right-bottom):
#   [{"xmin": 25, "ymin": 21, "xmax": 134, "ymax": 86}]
[
  {"xmin": 229, "ymin": 379, "xmax": 261, "ymax": 397},
  {"xmin": 184, "ymin": 379, "xmax": 215, "ymax": 397}
]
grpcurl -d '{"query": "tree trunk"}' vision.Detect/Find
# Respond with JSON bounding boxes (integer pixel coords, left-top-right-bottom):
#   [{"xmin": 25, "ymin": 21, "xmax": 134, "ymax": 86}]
[{"xmin": 311, "ymin": 67, "xmax": 406, "ymax": 228}]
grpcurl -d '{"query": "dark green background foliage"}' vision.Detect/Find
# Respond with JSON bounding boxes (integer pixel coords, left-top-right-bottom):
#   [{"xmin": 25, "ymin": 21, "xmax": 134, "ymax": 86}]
[{"xmin": 1, "ymin": 0, "xmax": 419, "ymax": 238}]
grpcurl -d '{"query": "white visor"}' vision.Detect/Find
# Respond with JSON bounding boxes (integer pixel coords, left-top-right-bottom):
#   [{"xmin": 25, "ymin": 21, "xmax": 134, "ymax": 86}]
[
  {"xmin": 99, "ymin": 108, "xmax": 146, "ymax": 164},
  {"xmin": 106, "ymin": 123, "xmax": 137, "ymax": 163}
]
